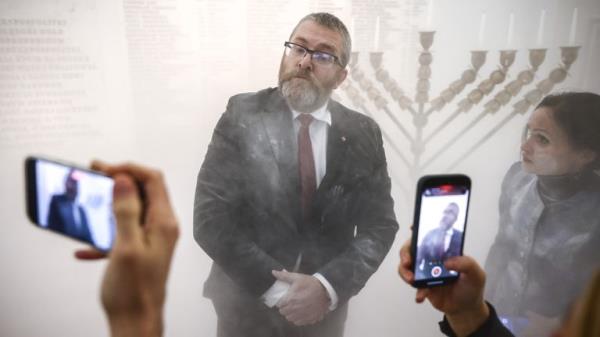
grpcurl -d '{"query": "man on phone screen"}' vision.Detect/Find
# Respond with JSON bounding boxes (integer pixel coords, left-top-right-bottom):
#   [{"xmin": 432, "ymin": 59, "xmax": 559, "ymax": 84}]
[
  {"xmin": 415, "ymin": 202, "xmax": 462, "ymax": 279},
  {"xmin": 47, "ymin": 169, "xmax": 92, "ymax": 242}
]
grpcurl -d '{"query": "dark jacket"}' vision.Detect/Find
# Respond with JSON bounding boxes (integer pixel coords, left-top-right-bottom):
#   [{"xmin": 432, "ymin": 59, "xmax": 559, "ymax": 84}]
[
  {"xmin": 46, "ymin": 194, "xmax": 92, "ymax": 243},
  {"xmin": 440, "ymin": 303, "xmax": 514, "ymax": 337}
]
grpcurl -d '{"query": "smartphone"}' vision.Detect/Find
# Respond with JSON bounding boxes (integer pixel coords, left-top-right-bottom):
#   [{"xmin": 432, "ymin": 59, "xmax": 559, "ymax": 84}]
[
  {"xmin": 25, "ymin": 156, "xmax": 115, "ymax": 252},
  {"xmin": 410, "ymin": 174, "xmax": 471, "ymax": 288}
]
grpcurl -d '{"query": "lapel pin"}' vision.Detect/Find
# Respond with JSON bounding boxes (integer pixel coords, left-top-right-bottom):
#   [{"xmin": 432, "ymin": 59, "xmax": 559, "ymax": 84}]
[{"xmin": 341, "ymin": 136, "xmax": 347, "ymax": 142}]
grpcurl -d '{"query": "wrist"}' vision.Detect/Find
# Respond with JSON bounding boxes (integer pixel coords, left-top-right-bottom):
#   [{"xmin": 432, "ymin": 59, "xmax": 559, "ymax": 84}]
[
  {"xmin": 107, "ymin": 308, "xmax": 163, "ymax": 337},
  {"xmin": 445, "ymin": 300, "xmax": 489, "ymax": 337}
]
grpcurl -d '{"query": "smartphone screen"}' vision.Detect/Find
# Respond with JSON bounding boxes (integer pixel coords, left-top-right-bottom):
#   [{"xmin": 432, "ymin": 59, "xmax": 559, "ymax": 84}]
[
  {"xmin": 411, "ymin": 175, "xmax": 471, "ymax": 287},
  {"xmin": 25, "ymin": 157, "xmax": 115, "ymax": 251}
]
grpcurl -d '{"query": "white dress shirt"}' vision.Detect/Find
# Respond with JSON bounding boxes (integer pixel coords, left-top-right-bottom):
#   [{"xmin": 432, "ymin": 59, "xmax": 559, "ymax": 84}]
[
  {"xmin": 444, "ymin": 228, "xmax": 454, "ymax": 252},
  {"xmin": 261, "ymin": 102, "xmax": 339, "ymax": 311}
]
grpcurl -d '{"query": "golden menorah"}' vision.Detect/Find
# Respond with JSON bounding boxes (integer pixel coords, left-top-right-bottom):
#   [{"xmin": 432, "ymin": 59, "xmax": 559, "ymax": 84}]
[{"xmin": 339, "ymin": 30, "xmax": 580, "ymax": 195}]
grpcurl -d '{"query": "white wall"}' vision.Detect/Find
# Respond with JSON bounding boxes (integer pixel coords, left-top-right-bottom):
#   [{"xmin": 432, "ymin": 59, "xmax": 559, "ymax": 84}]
[{"xmin": 1, "ymin": 0, "xmax": 599, "ymax": 336}]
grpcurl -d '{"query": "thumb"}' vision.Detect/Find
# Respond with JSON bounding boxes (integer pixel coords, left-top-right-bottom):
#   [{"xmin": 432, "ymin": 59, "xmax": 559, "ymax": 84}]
[
  {"xmin": 444, "ymin": 256, "xmax": 479, "ymax": 274},
  {"xmin": 272, "ymin": 270, "xmax": 297, "ymax": 283},
  {"xmin": 112, "ymin": 173, "xmax": 142, "ymax": 243},
  {"xmin": 415, "ymin": 288, "xmax": 429, "ymax": 303}
]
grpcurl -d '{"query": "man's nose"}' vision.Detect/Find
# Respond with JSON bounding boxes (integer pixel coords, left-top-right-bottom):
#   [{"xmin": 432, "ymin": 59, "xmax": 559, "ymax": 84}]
[{"xmin": 297, "ymin": 53, "xmax": 313, "ymax": 70}]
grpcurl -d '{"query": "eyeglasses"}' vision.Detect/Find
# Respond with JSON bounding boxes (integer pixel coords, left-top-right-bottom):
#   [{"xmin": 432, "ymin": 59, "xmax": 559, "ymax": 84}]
[{"xmin": 283, "ymin": 41, "xmax": 342, "ymax": 67}]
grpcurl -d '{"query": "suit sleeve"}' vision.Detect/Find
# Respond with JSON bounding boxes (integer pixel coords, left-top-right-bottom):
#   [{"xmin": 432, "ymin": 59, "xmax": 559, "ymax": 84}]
[
  {"xmin": 417, "ymin": 229, "xmax": 438, "ymax": 264},
  {"xmin": 46, "ymin": 196, "xmax": 62, "ymax": 232},
  {"xmin": 193, "ymin": 98, "xmax": 285, "ymax": 297},
  {"xmin": 317, "ymin": 120, "xmax": 399, "ymax": 304}
]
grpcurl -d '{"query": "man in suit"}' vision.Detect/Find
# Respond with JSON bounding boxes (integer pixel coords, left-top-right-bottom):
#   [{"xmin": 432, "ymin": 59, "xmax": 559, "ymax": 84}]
[
  {"xmin": 194, "ymin": 12, "xmax": 398, "ymax": 337},
  {"xmin": 47, "ymin": 169, "xmax": 92, "ymax": 243},
  {"xmin": 415, "ymin": 202, "xmax": 463, "ymax": 280}
]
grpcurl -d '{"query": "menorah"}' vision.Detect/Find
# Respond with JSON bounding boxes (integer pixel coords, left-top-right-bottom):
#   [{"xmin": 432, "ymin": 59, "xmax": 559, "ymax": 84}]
[{"xmin": 338, "ymin": 30, "xmax": 580, "ymax": 196}]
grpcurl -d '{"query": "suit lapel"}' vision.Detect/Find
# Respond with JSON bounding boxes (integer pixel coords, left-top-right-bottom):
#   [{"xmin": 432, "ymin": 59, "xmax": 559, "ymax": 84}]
[
  {"xmin": 257, "ymin": 94, "xmax": 352, "ymax": 227},
  {"xmin": 311, "ymin": 101, "xmax": 351, "ymax": 220},
  {"xmin": 258, "ymin": 91, "xmax": 302, "ymax": 228},
  {"xmin": 318, "ymin": 101, "xmax": 350, "ymax": 193}
]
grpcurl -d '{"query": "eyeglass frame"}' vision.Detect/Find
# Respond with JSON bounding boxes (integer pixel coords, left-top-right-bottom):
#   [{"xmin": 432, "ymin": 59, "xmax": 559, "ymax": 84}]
[{"xmin": 283, "ymin": 41, "xmax": 344, "ymax": 68}]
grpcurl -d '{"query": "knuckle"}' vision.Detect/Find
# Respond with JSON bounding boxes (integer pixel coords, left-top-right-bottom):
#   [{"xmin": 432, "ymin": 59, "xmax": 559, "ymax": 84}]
[
  {"xmin": 113, "ymin": 245, "xmax": 141, "ymax": 264},
  {"xmin": 114, "ymin": 205, "xmax": 141, "ymax": 222},
  {"xmin": 149, "ymin": 169, "xmax": 164, "ymax": 182},
  {"xmin": 158, "ymin": 219, "xmax": 180, "ymax": 241}
]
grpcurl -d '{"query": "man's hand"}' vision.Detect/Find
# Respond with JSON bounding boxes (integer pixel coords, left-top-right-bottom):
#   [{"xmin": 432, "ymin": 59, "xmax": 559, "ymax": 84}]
[
  {"xmin": 75, "ymin": 161, "xmax": 179, "ymax": 337},
  {"xmin": 272, "ymin": 270, "xmax": 330, "ymax": 326},
  {"xmin": 398, "ymin": 239, "xmax": 489, "ymax": 337}
]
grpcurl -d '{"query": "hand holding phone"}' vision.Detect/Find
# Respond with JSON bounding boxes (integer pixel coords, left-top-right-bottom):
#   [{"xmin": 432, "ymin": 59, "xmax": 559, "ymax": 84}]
[
  {"xmin": 399, "ymin": 241, "xmax": 491, "ymax": 336},
  {"xmin": 410, "ymin": 174, "xmax": 471, "ymax": 288},
  {"xmin": 89, "ymin": 161, "xmax": 179, "ymax": 336}
]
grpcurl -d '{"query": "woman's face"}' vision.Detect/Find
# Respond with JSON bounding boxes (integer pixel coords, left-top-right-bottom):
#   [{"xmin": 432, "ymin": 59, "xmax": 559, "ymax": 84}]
[{"xmin": 521, "ymin": 107, "xmax": 595, "ymax": 176}]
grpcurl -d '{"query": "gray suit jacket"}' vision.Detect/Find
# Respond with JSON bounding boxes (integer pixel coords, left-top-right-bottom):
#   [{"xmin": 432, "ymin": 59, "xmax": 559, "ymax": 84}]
[
  {"xmin": 485, "ymin": 162, "xmax": 600, "ymax": 317},
  {"xmin": 194, "ymin": 88, "xmax": 398, "ymax": 305}
]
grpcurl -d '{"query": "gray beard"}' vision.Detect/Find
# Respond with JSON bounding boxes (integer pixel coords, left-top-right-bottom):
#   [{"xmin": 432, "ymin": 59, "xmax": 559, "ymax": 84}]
[{"xmin": 280, "ymin": 77, "xmax": 329, "ymax": 113}]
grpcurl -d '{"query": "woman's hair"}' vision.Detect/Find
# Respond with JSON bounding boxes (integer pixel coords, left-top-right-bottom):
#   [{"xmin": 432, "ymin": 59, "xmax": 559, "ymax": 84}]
[
  {"xmin": 536, "ymin": 92, "xmax": 600, "ymax": 169},
  {"xmin": 568, "ymin": 269, "xmax": 600, "ymax": 337}
]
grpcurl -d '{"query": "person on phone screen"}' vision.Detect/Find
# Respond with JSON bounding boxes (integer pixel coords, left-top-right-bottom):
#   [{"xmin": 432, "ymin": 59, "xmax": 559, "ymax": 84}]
[
  {"xmin": 47, "ymin": 169, "xmax": 92, "ymax": 243},
  {"xmin": 415, "ymin": 202, "xmax": 463, "ymax": 280},
  {"xmin": 484, "ymin": 92, "xmax": 600, "ymax": 336}
]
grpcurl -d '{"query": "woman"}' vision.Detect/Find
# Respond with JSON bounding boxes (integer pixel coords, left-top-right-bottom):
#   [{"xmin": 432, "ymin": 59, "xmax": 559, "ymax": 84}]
[{"xmin": 484, "ymin": 92, "xmax": 600, "ymax": 336}]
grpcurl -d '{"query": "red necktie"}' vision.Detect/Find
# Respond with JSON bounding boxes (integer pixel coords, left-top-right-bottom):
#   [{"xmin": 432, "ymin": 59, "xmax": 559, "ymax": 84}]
[
  {"xmin": 436, "ymin": 230, "xmax": 446, "ymax": 259},
  {"xmin": 298, "ymin": 114, "xmax": 316, "ymax": 221}
]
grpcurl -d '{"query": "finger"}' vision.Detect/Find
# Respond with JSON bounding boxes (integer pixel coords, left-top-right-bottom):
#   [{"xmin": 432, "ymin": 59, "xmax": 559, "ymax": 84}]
[
  {"xmin": 283, "ymin": 310, "xmax": 311, "ymax": 326},
  {"xmin": 90, "ymin": 160, "xmax": 111, "ymax": 174},
  {"xmin": 398, "ymin": 240, "xmax": 414, "ymax": 283},
  {"xmin": 415, "ymin": 288, "xmax": 429, "ymax": 303},
  {"xmin": 279, "ymin": 304, "xmax": 295, "ymax": 317},
  {"xmin": 291, "ymin": 318, "xmax": 310, "ymax": 326},
  {"xmin": 397, "ymin": 263, "xmax": 414, "ymax": 284},
  {"xmin": 74, "ymin": 248, "xmax": 106, "ymax": 260},
  {"xmin": 110, "ymin": 164, "xmax": 178, "ymax": 248},
  {"xmin": 399, "ymin": 242, "xmax": 413, "ymax": 267},
  {"xmin": 444, "ymin": 256, "xmax": 483, "ymax": 277},
  {"xmin": 399, "ymin": 240, "xmax": 412, "ymax": 265},
  {"xmin": 277, "ymin": 296, "xmax": 290, "ymax": 308},
  {"xmin": 102, "ymin": 162, "xmax": 179, "ymax": 250},
  {"xmin": 272, "ymin": 270, "xmax": 298, "ymax": 283},
  {"xmin": 102, "ymin": 163, "xmax": 170, "ymax": 204},
  {"xmin": 112, "ymin": 173, "xmax": 143, "ymax": 243},
  {"xmin": 285, "ymin": 315, "xmax": 305, "ymax": 326}
]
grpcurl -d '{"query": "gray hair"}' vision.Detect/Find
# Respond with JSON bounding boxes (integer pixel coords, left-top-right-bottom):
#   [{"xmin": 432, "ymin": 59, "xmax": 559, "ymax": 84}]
[{"xmin": 290, "ymin": 12, "xmax": 352, "ymax": 68}]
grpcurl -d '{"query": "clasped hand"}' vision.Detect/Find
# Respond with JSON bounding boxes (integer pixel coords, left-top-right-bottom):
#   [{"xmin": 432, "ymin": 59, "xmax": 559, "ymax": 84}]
[{"xmin": 272, "ymin": 270, "xmax": 331, "ymax": 326}]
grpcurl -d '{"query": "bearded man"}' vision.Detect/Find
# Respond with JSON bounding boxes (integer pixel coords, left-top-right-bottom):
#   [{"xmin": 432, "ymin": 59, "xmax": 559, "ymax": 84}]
[{"xmin": 194, "ymin": 12, "xmax": 398, "ymax": 337}]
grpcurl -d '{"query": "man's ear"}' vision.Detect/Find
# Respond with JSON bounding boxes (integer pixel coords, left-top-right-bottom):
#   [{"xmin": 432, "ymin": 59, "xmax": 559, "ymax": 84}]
[{"xmin": 333, "ymin": 68, "xmax": 348, "ymax": 89}]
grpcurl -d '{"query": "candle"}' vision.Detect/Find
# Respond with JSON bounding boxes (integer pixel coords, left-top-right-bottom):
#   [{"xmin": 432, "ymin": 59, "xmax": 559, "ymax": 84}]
[
  {"xmin": 478, "ymin": 12, "xmax": 486, "ymax": 48},
  {"xmin": 350, "ymin": 18, "xmax": 355, "ymax": 46},
  {"xmin": 569, "ymin": 8, "xmax": 578, "ymax": 45},
  {"xmin": 426, "ymin": 0, "xmax": 434, "ymax": 29},
  {"xmin": 374, "ymin": 16, "xmax": 380, "ymax": 51},
  {"xmin": 506, "ymin": 12, "xmax": 514, "ymax": 48},
  {"xmin": 536, "ymin": 9, "xmax": 545, "ymax": 46}
]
